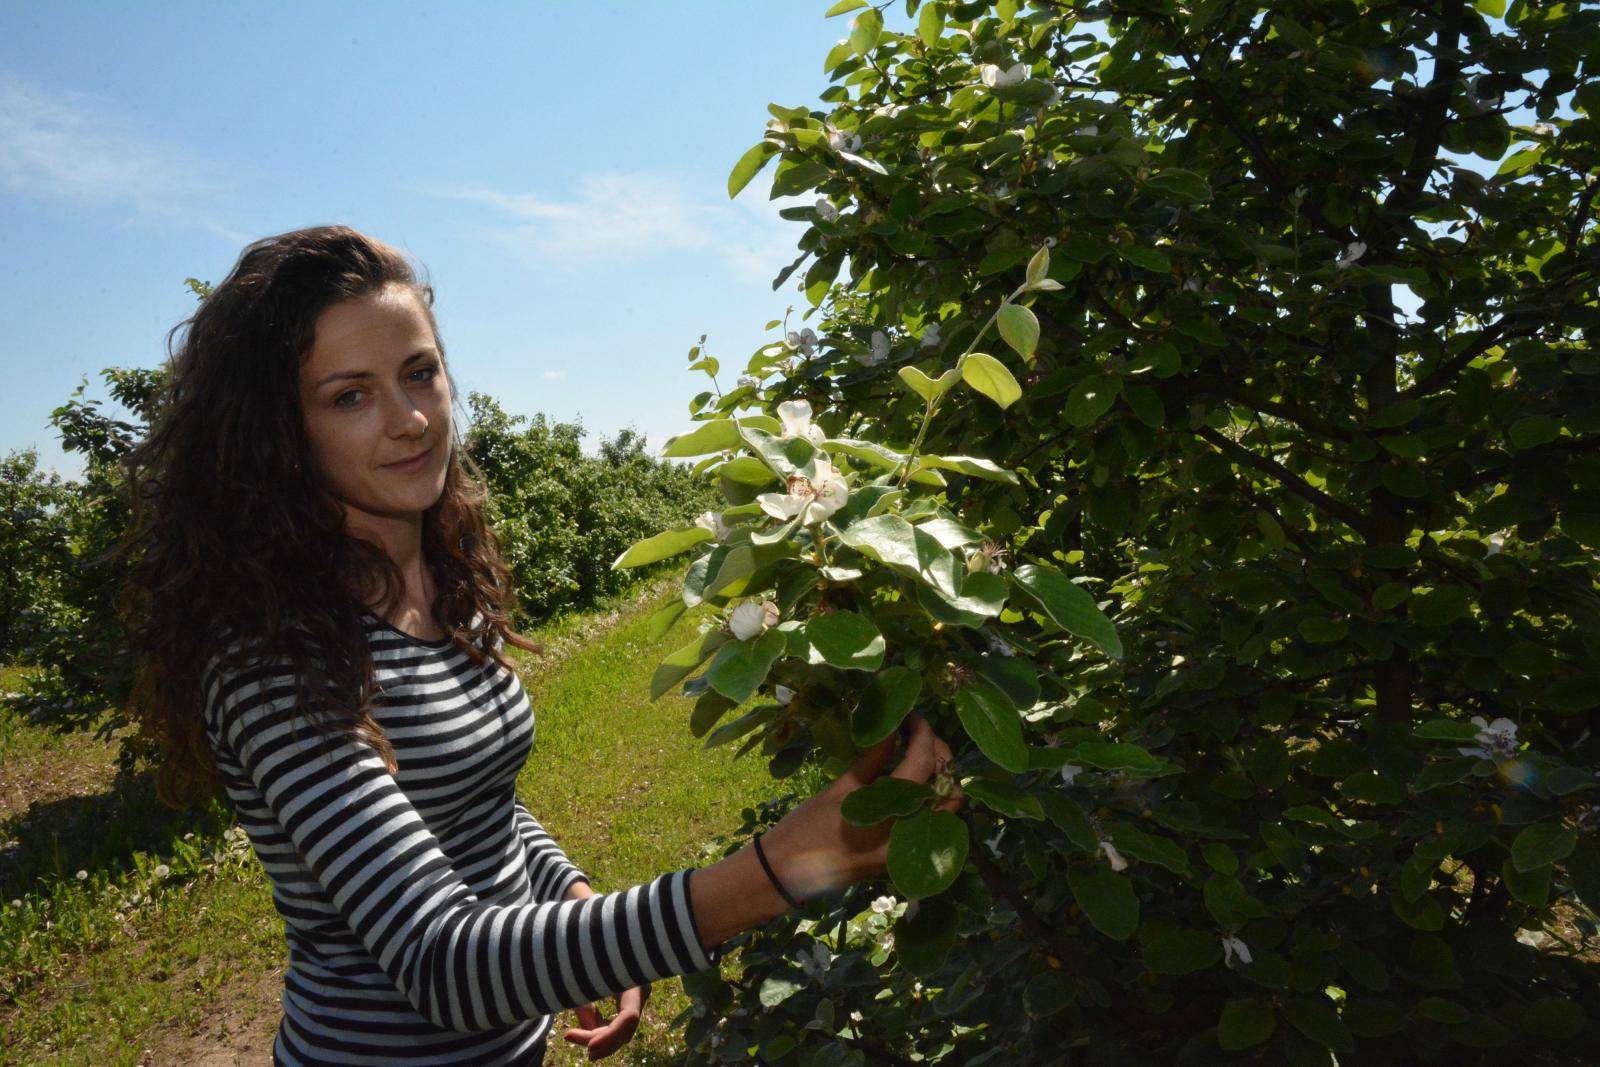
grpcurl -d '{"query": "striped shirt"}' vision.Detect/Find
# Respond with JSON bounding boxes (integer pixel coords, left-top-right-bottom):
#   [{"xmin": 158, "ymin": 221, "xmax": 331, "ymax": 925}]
[{"xmin": 202, "ymin": 611, "xmax": 723, "ymax": 1065}]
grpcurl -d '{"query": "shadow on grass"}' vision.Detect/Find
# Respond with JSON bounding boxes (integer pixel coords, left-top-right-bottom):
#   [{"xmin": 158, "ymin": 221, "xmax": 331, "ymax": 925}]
[{"xmin": 0, "ymin": 767, "xmax": 232, "ymax": 898}]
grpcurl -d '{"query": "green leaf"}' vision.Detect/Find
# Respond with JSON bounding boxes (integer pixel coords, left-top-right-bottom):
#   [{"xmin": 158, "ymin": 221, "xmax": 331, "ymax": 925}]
[
  {"xmin": 996, "ymin": 305, "xmax": 1040, "ymax": 362},
  {"xmin": 1204, "ymin": 873, "xmax": 1268, "ymax": 925},
  {"xmin": 1509, "ymin": 415, "xmax": 1561, "ymax": 449},
  {"xmin": 849, "ymin": 8, "xmax": 883, "ymax": 55},
  {"xmin": 1410, "ymin": 585, "xmax": 1473, "ymax": 628},
  {"xmin": 1283, "ymin": 996, "xmax": 1354, "ymax": 1053},
  {"xmin": 1107, "ymin": 823, "xmax": 1191, "ymax": 874},
  {"xmin": 915, "ymin": 453, "xmax": 1019, "ymax": 484},
  {"xmin": 1145, "ymin": 168, "xmax": 1212, "ymax": 203},
  {"xmin": 1068, "ymin": 866, "xmax": 1139, "ymax": 941},
  {"xmin": 803, "ymin": 610, "xmax": 885, "ymax": 671},
  {"xmin": 647, "ymin": 599, "xmax": 687, "ymax": 641},
  {"xmin": 1062, "ymin": 742, "xmax": 1164, "ymax": 774},
  {"xmin": 1139, "ymin": 921, "xmax": 1222, "ymax": 975},
  {"xmin": 975, "ymin": 654, "xmax": 1039, "ymax": 711},
  {"xmin": 838, "ymin": 514, "xmax": 963, "ymax": 599},
  {"xmin": 823, "ymin": 0, "xmax": 866, "ymax": 14},
  {"xmin": 917, "ymin": 571, "xmax": 1009, "ymax": 628},
  {"xmin": 898, "ymin": 364, "xmax": 961, "ymax": 403},
  {"xmin": 1511, "ymin": 823, "xmax": 1577, "ymax": 872},
  {"xmin": 1413, "ymin": 719, "xmax": 1479, "ymax": 741},
  {"xmin": 758, "ymin": 970, "xmax": 803, "ymax": 1007},
  {"xmin": 841, "ymin": 777, "xmax": 936, "ymax": 825},
  {"xmin": 650, "ymin": 630, "xmax": 729, "ymax": 701},
  {"xmin": 728, "ymin": 142, "xmax": 778, "ymax": 199},
  {"xmin": 960, "ymin": 352, "xmax": 1022, "ymax": 408},
  {"xmin": 1217, "ymin": 1000, "xmax": 1276, "ymax": 1051},
  {"xmin": 612, "ymin": 525, "xmax": 713, "ymax": 569},
  {"xmin": 1503, "ymin": 856, "xmax": 1552, "ymax": 906},
  {"xmin": 1119, "ymin": 245, "xmax": 1171, "ymax": 274},
  {"xmin": 1123, "ymin": 384, "xmax": 1164, "ymax": 428},
  {"xmin": 661, "ymin": 419, "xmax": 739, "ymax": 458},
  {"xmin": 1026, "ymin": 245, "xmax": 1051, "ymax": 286},
  {"xmin": 1063, "ymin": 376, "xmax": 1122, "ymax": 427},
  {"xmin": 706, "ymin": 628, "xmax": 788, "ymax": 704},
  {"xmin": 895, "ymin": 893, "xmax": 956, "ymax": 976},
  {"xmin": 954, "ymin": 679, "xmax": 1028, "ymax": 772},
  {"xmin": 1040, "ymin": 792, "xmax": 1098, "ymax": 852},
  {"xmin": 916, "ymin": 0, "xmax": 945, "ymax": 46},
  {"xmin": 962, "ymin": 779, "xmax": 1044, "ymax": 820},
  {"xmin": 887, "ymin": 808, "xmax": 968, "ymax": 899},
  {"xmin": 1011, "ymin": 563, "xmax": 1123, "ymax": 658},
  {"xmin": 1202, "ymin": 842, "xmax": 1238, "ymax": 875},
  {"xmin": 852, "ymin": 666, "xmax": 922, "ymax": 745}
]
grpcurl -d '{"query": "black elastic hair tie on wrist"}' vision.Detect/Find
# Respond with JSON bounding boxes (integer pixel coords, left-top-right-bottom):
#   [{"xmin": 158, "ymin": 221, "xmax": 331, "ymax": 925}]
[{"xmin": 752, "ymin": 830, "xmax": 802, "ymax": 909}]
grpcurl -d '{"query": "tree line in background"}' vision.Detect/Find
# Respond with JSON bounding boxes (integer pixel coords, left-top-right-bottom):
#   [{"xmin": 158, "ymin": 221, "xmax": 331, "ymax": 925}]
[{"xmin": 0, "ymin": 357, "xmax": 715, "ymax": 771}]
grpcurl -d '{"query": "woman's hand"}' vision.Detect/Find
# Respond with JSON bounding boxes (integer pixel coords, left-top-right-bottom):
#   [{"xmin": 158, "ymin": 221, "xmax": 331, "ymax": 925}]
[
  {"xmin": 761, "ymin": 713, "xmax": 964, "ymax": 900},
  {"xmin": 561, "ymin": 880, "xmax": 652, "ymax": 1061}
]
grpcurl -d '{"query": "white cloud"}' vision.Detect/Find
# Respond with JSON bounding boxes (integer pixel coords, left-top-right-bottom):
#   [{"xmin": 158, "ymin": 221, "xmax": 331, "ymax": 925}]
[
  {"xmin": 408, "ymin": 170, "xmax": 812, "ymax": 287},
  {"xmin": 0, "ymin": 69, "xmax": 243, "ymax": 242}
]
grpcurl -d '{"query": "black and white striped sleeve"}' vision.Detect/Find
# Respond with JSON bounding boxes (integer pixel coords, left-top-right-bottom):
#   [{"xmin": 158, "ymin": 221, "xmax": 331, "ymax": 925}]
[
  {"xmin": 511, "ymin": 798, "xmax": 590, "ymax": 901},
  {"xmin": 206, "ymin": 659, "xmax": 722, "ymax": 1033}
]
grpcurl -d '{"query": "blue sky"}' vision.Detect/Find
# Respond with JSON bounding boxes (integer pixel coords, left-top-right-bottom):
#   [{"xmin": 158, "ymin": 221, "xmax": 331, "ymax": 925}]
[
  {"xmin": 1, "ymin": 2, "xmax": 865, "ymax": 480},
  {"xmin": 0, "ymin": 3, "xmax": 1540, "ymax": 482}
]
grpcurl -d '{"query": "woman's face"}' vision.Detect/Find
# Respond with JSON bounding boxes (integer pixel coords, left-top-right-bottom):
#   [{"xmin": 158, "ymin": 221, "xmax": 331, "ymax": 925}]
[{"xmin": 298, "ymin": 282, "xmax": 452, "ymax": 538}]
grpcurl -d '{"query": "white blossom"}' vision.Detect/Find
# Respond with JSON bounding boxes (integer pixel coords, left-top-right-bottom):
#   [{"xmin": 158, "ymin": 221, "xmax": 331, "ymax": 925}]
[
  {"xmin": 758, "ymin": 460, "xmax": 851, "ymax": 525},
  {"xmin": 776, "ymin": 398, "xmax": 827, "ymax": 446},
  {"xmin": 695, "ymin": 510, "xmax": 735, "ymax": 541},
  {"xmin": 871, "ymin": 894, "xmax": 897, "ymax": 915},
  {"xmin": 1075, "ymin": 123, "xmax": 1099, "ymax": 136},
  {"xmin": 981, "ymin": 62, "xmax": 1029, "ymax": 89},
  {"xmin": 1221, "ymin": 934, "xmax": 1253, "ymax": 966},
  {"xmin": 825, "ymin": 124, "xmax": 862, "ymax": 153},
  {"xmin": 814, "ymin": 198, "xmax": 840, "ymax": 223},
  {"xmin": 1533, "ymin": 122, "xmax": 1556, "ymax": 137},
  {"xmin": 872, "ymin": 332, "xmax": 893, "ymax": 361},
  {"xmin": 984, "ymin": 827, "xmax": 1004, "ymax": 854},
  {"xmin": 1060, "ymin": 763, "xmax": 1083, "ymax": 785},
  {"xmin": 76, "ymin": 870, "xmax": 88, "ymax": 881},
  {"xmin": 737, "ymin": 375, "xmax": 760, "ymax": 391},
  {"xmin": 727, "ymin": 599, "xmax": 780, "ymax": 640},
  {"xmin": 1289, "ymin": 186, "xmax": 1308, "ymax": 208},
  {"xmin": 878, "ymin": 932, "xmax": 895, "ymax": 952},
  {"xmin": 774, "ymin": 684, "xmax": 795, "ymax": 706},
  {"xmin": 1459, "ymin": 716, "xmax": 1519, "ymax": 761},
  {"xmin": 1335, "ymin": 241, "xmax": 1367, "ymax": 269},
  {"xmin": 873, "ymin": 102, "xmax": 908, "ymax": 119},
  {"xmin": 849, "ymin": 1009, "xmax": 864, "ymax": 1024},
  {"xmin": 921, "ymin": 322, "xmax": 942, "ymax": 348},
  {"xmin": 786, "ymin": 328, "xmax": 819, "ymax": 357},
  {"xmin": 1099, "ymin": 839, "xmax": 1128, "ymax": 872},
  {"xmin": 9, "ymin": 899, "xmax": 21, "ymax": 909},
  {"xmin": 1486, "ymin": 534, "xmax": 1505, "ymax": 555},
  {"xmin": 152, "ymin": 864, "xmax": 170, "ymax": 880},
  {"xmin": 1183, "ymin": 277, "xmax": 1203, "ymax": 293},
  {"xmin": 990, "ymin": 182, "xmax": 1013, "ymax": 199}
]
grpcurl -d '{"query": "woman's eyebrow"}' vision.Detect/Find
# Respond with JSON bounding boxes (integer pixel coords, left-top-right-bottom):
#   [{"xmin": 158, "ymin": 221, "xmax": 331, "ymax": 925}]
[{"xmin": 317, "ymin": 350, "xmax": 437, "ymax": 389}]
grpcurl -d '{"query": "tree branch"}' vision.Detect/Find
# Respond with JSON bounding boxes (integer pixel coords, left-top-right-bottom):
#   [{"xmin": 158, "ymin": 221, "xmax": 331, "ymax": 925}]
[{"xmin": 1196, "ymin": 425, "xmax": 1371, "ymax": 537}]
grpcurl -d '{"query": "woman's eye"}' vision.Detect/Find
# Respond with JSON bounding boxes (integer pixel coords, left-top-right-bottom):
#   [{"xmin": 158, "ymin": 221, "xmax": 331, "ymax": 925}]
[
  {"xmin": 334, "ymin": 391, "xmax": 361, "ymax": 409},
  {"xmin": 411, "ymin": 365, "xmax": 440, "ymax": 385}
]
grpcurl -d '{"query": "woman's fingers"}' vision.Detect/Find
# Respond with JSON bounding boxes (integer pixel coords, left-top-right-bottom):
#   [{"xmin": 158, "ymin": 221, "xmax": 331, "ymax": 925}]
[{"xmin": 886, "ymin": 714, "xmax": 939, "ymax": 783}]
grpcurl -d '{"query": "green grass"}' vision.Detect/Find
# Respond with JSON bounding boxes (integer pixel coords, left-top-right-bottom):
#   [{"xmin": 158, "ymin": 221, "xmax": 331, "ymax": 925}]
[{"xmin": 0, "ymin": 581, "xmax": 786, "ymax": 1065}]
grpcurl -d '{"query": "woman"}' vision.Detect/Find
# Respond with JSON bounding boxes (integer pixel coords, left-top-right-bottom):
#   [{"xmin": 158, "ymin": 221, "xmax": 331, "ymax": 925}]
[{"xmin": 115, "ymin": 225, "xmax": 964, "ymax": 1065}]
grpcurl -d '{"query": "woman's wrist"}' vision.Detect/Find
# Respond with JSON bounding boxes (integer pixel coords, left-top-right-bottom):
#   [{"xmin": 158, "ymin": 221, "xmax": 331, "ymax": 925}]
[{"xmin": 564, "ymin": 877, "xmax": 596, "ymax": 901}]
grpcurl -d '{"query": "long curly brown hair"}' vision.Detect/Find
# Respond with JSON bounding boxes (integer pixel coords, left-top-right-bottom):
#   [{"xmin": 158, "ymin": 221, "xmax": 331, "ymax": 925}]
[{"xmin": 115, "ymin": 225, "xmax": 543, "ymax": 809}]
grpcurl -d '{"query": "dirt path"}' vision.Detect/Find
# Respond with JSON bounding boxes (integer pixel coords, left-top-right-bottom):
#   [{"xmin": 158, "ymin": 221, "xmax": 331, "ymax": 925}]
[{"xmin": 135, "ymin": 966, "xmax": 284, "ymax": 1066}]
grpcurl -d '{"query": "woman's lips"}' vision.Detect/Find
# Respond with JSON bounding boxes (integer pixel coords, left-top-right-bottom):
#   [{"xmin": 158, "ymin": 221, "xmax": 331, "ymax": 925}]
[{"xmin": 383, "ymin": 445, "xmax": 432, "ymax": 472}]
